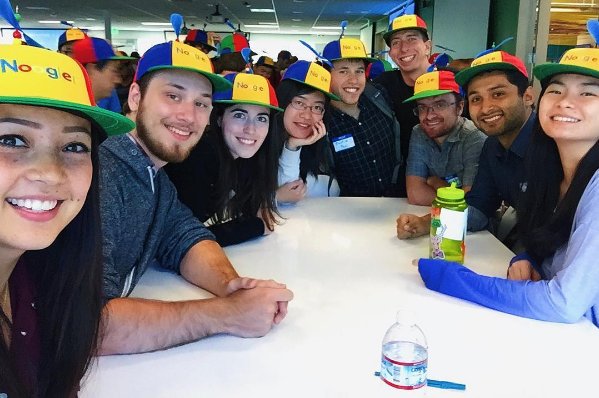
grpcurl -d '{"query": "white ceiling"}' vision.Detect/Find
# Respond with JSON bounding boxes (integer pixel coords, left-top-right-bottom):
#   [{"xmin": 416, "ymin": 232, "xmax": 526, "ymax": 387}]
[{"xmin": 9, "ymin": 0, "xmax": 401, "ymax": 35}]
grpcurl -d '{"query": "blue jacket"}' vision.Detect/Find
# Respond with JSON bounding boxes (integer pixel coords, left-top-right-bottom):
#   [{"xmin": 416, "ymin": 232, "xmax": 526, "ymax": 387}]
[{"xmin": 419, "ymin": 169, "xmax": 599, "ymax": 328}]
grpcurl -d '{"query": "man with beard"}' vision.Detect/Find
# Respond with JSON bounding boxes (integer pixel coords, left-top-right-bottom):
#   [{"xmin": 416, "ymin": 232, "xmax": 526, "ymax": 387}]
[
  {"xmin": 396, "ymin": 51, "xmax": 534, "ymax": 241},
  {"xmin": 374, "ymin": 14, "xmax": 432, "ymax": 196},
  {"xmin": 404, "ymin": 70, "xmax": 486, "ymax": 205},
  {"xmin": 98, "ymin": 41, "xmax": 293, "ymax": 355},
  {"xmin": 323, "ymin": 37, "xmax": 402, "ymax": 197}
]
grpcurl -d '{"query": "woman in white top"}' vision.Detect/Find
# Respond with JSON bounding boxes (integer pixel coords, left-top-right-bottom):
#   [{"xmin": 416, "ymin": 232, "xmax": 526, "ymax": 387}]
[{"xmin": 275, "ymin": 61, "xmax": 341, "ymax": 202}]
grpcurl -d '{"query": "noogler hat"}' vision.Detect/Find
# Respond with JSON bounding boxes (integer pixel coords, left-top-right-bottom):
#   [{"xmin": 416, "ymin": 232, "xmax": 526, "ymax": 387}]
[
  {"xmin": 184, "ymin": 29, "xmax": 216, "ymax": 52},
  {"xmin": 367, "ymin": 59, "xmax": 394, "ymax": 80},
  {"xmin": 213, "ymin": 73, "xmax": 282, "ymax": 111},
  {"xmin": 255, "ymin": 56, "xmax": 275, "ymax": 69},
  {"xmin": 134, "ymin": 40, "xmax": 231, "ymax": 91},
  {"xmin": 72, "ymin": 36, "xmax": 134, "ymax": 65},
  {"xmin": 383, "ymin": 14, "xmax": 428, "ymax": 45},
  {"xmin": 322, "ymin": 38, "xmax": 377, "ymax": 63},
  {"xmin": 281, "ymin": 60, "xmax": 340, "ymax": 100},
  {"xmin": 58, "ymin": 28, "xmax": 86, "ymax": 49},
  {"xmin": 404, "ymin": 70, "xmax": 461, "ymax": 103},
  {"xmin": 0, "ymin": 43, "xmax": 134, "ymax": 135},
  {"xmin": 534, "ymin": 47, "xmax": 599, "ymax": 83},
  {"xmin": 218, "ymin": 33, "xmax": 255, "ymax": 55},
  {"xmin": 455, "ymin": 51, "xmax": 528, "ymax": 87}
]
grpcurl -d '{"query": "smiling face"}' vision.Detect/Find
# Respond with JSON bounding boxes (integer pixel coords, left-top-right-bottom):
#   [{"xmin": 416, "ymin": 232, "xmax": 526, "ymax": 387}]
[
  {"xmin": 128, "ymin": 69, "xmax": 214, "ymax": 167},
  {"xmin": 330, "ymin": 59, "xmax": 366, "ymax": 106},
  {"xmin": 467, "ymin": 71, "xmax": 533, "ymax": 141},
  {"xmin": 219, "ymin": 104, "xmax": 271, "ymax": 159},
  {"xmin": 540, "ymin": 73, "xmax": 599, "ymax": 150},
  {"xmin": 0, "ymin": 104, "xmax": 92, "ymax": 255},
  {"xmin": 416, "ymin": 93, "xmax": 464, "ymax": 141},
  {"xmin": 388, "ymin": 29, "xmax": 431, "ymax": 75},
  {"xmin": 283, "ymin": 91, "xmax": 326, "ymax": 139}
]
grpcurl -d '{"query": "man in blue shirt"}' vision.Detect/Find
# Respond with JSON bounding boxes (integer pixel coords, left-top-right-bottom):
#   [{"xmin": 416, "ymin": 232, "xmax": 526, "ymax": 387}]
[{"xmin": 396, "ymin": 51, "xmax": 534, "ymax": 240}]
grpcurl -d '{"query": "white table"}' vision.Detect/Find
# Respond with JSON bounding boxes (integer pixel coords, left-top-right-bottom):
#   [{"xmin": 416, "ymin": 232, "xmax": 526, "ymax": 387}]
[{"xmin": 82, "ymin": 198, "xmax": 599, "ymax": 398}]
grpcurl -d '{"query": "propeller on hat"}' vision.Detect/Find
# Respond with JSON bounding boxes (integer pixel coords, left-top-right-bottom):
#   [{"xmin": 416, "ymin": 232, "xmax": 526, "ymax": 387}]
[
  {"xmin": 0, "ymin": 0, "xmax": 43, "ymax": 47},
  {"xmin": 170, "ymin": 13, "xmax": 184, "ymax": 40},
  {"xmin": 587, "ymin": 20, "xmax": 599, "ymax": 44},
  {"xmin": 299, "ymin": 40, "xmax": 333, "ymax": 68},
  {"xmin": 475, "ymin": 37, "xmax": 514, "ymax": 58},
  {"xmin": 426, "ymin": 53, "xmax": 451, "ymax": 72}
]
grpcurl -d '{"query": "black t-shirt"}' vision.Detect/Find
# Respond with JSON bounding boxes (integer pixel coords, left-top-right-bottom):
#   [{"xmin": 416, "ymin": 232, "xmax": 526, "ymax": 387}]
[{"xmin": 374, "ymin": 70, "xmax": 419, "ymax": 162}]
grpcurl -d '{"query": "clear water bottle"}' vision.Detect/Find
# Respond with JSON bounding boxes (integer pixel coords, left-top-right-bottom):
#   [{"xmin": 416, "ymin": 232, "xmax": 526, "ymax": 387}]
[{"xmin": 380, "ymin": 311, "xmax": 428, "ymax": 390}]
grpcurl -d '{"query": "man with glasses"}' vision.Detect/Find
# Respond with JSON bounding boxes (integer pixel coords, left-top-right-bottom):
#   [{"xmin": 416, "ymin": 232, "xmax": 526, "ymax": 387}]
[
  {"xmin": 323, "ymin": 37, "xmax": 403, "ymax": 197},
  {"xmin": 404, "ymin": 70, "xmax": 485, "ymax": 205},
  {"xmin": 396, "ymin": 52, "xmax": 534, "ymax": 245}
]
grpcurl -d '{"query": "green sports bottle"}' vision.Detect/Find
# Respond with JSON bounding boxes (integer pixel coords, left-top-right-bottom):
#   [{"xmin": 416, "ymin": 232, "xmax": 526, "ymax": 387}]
[{"xmin": 429, "ymin": 182, "xmax": 468, "ymax": 263}]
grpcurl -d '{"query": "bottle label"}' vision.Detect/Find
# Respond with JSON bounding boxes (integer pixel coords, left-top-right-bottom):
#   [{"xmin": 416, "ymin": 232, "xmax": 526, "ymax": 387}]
[
  {"xmin": 380, "ymin": 354, "xmax": 427, "ymax": 390},
  {"xmin": 439, "ymin": 207, "xmax": 466, "ymax": 241}
]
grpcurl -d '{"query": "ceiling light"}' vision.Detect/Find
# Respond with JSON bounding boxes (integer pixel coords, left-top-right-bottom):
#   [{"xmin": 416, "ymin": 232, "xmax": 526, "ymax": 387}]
[
  {"xmin": 85, "ymin": 18, "xmax": 96, "ymax": 21},
  {"xmin": 292, "ymin": 11, "xmax": 303, "ymax": 14},
  {"xmin": 250, "ymin": 8, "xmax": 275, "ymax": 12},
  {"xmin": 244, "ymin": 24, "xmax": 278, "ymax": 28},
  {"xmin": 39, "ymin": 20, "xmax": 73, "ymax": 24},
  {"xmin": 292, "ymin": 18, "xmax": 302, "ymax": 21},
  {"xmin": 26, "ymin": 6, "xmax": 51, "ymax": 10},
  {"xmin": 258, "ymin": 22, "xmax": 278, "ymax": 25},
  {"xmin": 313, "ymin": 26, "xmax": 342, "ymax": 29},
  {"xmin": 141, "ymin": 22, "xmax": 173, "ymax": 26},
  {"xmin": 550, "ymin": 7, "xmax": 583, "ymax": 11}
]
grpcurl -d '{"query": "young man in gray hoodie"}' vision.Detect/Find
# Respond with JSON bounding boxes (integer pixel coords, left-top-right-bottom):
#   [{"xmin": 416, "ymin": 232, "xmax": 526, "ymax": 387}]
[{"xmin": 98, "ymin": 41, "xmax": 293, "ymax": 355}]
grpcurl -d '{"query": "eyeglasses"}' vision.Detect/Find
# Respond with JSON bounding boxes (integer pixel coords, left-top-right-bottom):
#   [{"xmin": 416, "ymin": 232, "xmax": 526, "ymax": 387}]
[
  {"xmin": 289, "ymin": 99, "xmax": 325, "ymax": 115},
  {"xmin": 413, "ymin": 101, "xmax": 456, "ymax": 116}
]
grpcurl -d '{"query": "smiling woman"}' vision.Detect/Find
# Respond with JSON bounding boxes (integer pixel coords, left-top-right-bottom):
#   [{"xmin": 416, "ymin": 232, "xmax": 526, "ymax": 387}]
[
  {"xmin": 0, "ymin": 43, "xmax": 133, "ymax": 396},
  {"xmin": 165, "ymin": 73, "xmax": 283, "ymax": 246}
]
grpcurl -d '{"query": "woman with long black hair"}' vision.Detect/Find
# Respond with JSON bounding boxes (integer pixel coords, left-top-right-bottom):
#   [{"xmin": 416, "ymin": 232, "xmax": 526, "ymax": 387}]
[
  {"xmin": 0, "ymin": 44, "xmax": 133, "ymax": 396},
  {"xmin": 415, "ymin": 47, "xmax": 599, "ymax": 328},
  {"xmin": 166, "ymin": 73, "xmax": 282, "ymax": 246},
  {"xmin": 274, "ymin": 61, "xmax": 341, "ymax": 202}
]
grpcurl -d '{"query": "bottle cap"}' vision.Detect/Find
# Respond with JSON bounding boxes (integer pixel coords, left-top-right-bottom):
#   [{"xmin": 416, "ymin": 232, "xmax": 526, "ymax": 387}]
[{"xmin": 436, "ymin": 182, "xmax": 465, "ymax": 201}]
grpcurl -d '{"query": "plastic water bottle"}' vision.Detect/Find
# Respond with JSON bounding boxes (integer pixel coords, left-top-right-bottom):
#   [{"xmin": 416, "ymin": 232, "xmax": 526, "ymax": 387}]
[
  {"xmin": 380, "ymin": 311, "xmax": 428, "ymax": 390},
  {"xmin": 430, "ymin": 182, "xmax": 468, "ymax": 263}
]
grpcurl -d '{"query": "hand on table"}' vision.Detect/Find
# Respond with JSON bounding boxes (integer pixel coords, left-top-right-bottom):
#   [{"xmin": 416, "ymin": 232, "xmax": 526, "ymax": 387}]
[
  {"xmin": 276, "ymin": 179, "xmax": 307, "ymax": 203},
  {"xmin": 507, "ymin": 260, "xmax": 542, "ymax": 281},
  {"xmin": 225, "ymin": 277, "xmax": 291, "ymax": 325},
  {"xmin": 396, "ymin": 214, "xmax": 429, "ymax": 239}
]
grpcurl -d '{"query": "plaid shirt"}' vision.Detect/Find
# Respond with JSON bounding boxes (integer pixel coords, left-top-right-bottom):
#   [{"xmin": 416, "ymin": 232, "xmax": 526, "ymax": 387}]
[{"xmin": 325, "ymin": 91, "xmax": 397, "ymax": 197}]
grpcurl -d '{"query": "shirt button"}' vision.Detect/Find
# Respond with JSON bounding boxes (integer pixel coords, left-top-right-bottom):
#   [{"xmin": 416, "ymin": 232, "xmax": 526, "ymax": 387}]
[
  {"xmin": 131, "ymin": 149, "xmax": 138, "ymax": 156},
  {"xmin": 358, "ymin": 122, "xmax": 362, "ymax": 126},
  {"xmin": 372, "ymin": 159, "xmax": 376, "ymax": 163},
  {"xmin": 366, "ymin": 141, "xmax": 370, "ymax": 145},
  {"xmin": 378, "ymin": 178, "xmax": 382, "ymax": 182}
]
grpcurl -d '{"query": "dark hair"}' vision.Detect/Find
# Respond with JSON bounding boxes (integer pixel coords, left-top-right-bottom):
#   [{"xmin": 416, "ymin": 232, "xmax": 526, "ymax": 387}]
[
  {"xmin": 0, "ymin": 121, "xmax": 104, "ymax": 397},
  {"xmin": 213, "ymin": 53, "xmax": 247, "ymax": 74},
  {"xmin": 518, "ymin": 84, "xmax": 599, "ymax": 263},
  {"xmin": 465, "ymin": 68, "xmax": 530, "ymax": 97},
  {"xmin": 274, "ymin": 79, "xmax": 332, "ymax": 181},
  {"xmin": 208, "ymin": 104, "xmax": 280, "ymax": 230}
]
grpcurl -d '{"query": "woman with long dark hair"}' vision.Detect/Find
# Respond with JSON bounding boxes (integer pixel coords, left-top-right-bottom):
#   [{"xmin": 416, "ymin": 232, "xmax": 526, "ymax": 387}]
[
  {"xmin": 415, "ymin": 47, "xmax": 599, "ymax": 327},
  {"xmin": 274, "ymin": 61, "xmax": 341, "ymax": 202},
  {"xmin": 0, "ymin": 44, "xmax": 133, "ymax": 396},
  {"xmin": 166, "ymin": 73, "xmax": 282, "ymax": 246}
]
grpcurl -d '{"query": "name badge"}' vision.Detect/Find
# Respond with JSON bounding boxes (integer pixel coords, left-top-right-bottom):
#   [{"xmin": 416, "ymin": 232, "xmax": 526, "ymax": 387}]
[{"xmin": 332, "ymin": 134, "xmax": 355, "ymax": 152}]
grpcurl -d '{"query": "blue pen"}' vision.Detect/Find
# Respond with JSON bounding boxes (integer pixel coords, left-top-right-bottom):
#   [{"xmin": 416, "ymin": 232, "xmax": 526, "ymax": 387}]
[{"xmin": 374, "ymin": 372, "xmax": 466, "ymax": 391}]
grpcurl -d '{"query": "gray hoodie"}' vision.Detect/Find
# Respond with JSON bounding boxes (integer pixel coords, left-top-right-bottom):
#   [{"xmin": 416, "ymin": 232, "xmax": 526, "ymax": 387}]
[{"xmin": 99, "ymin": 134, "xmax": 215, "ymax": 299}]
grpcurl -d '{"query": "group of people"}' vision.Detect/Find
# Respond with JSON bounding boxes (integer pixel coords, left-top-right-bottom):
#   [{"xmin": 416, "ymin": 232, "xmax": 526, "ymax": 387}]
[{"xmin": 1, "ymin": 10, "xmax": 598, "ymax": 397}]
